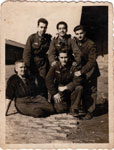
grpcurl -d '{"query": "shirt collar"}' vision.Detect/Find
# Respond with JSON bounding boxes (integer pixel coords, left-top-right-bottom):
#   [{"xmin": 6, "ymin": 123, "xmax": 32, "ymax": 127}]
[
  {"xmin": 75, "ymin": 37, "xmax": 87, "ymax": 46},
  {"xmin": 36, "ymin": 32, "xmax": 45, "ymax": 39},
  {"xmin": 59, "ymin": 62, "xmax": 69, "ymax": 69}
]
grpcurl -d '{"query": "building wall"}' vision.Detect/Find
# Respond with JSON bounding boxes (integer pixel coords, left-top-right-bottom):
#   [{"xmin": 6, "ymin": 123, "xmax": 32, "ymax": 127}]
[
  {"xmin": 6, "ymin": 44, "xmax": 24, "ymax": 65},
  {"xmin": 80, "ymin": 6, "xmax": 108, "ymax": 56}
]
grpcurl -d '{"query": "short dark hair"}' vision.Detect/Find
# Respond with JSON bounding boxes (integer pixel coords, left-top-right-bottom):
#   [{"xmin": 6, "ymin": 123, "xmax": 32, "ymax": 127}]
[
  {"xmin": 73, "ymin": 25, "xmax": 85, "ymax": 32},
  {"xmin": 37, "ymin": 18, "xmax": 48, "ymax": 26},
  {"xmin": 14, "ymin": 59, "xmax": 25, "ymax": 73},
  {"xmin": 15, "ymin": 59, "xmax": 24, "ymax": 65},
  {"xmin": 56, "ymin": 21, "xmax": 68, "ymax": 30},
  {"xmin": 58, "ymin": 49, "xmax": 69, "ymax": 56}
]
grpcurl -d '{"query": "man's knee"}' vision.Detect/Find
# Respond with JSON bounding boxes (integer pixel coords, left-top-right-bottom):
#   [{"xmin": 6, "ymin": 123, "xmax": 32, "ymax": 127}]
[
  {"xmin": 54, "ymin": 103, "xmax": 68, "ymax": 113},
  {"xmin": 55, "ymin": 108, "xmax": 65, "ymax": 113}
]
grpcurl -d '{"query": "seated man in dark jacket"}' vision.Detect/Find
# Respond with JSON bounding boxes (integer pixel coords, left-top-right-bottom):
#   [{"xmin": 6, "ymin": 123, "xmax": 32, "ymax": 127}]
[
  {"xmin": 6, "ymin": 59, "xmax": 54, "ymax": 117},
  {"xmin": 46, "ymin": 50, "xmax": 83, "ymax": 117}
]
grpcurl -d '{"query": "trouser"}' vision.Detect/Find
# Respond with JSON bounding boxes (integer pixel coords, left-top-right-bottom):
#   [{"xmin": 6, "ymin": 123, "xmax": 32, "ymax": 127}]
[
  {"xmin": 15, "ymin": 95, "xmax": 55, "ymax": 117},
  {"xmin": 54, "ymin": 85, "xmax": 83, "ymax": 113},
  {"xmin": 82, "ymin": 78, "xmax": 97, "ymax": 113},
  {"xmin": 30, "ymin": 59, "xmax": 50, "ymax": 98}
]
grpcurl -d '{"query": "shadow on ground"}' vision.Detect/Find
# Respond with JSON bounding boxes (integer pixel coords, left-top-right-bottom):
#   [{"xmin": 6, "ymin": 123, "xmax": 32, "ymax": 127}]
[{"xmin": 94, "ymin": 99, "xmax": 108, "ymax": 117}]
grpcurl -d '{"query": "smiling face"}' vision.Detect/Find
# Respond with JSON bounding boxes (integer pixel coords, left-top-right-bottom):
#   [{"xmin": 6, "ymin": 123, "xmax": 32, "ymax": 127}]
[
  {"xmin": 37, "ymin": 22, "xmax": 47, "ymax": 36},
  {"xmin": 58, "ymin": 52, "xmax": 69, "ymax": 67},
  {"xmin": 74, "ymin": 29, "xmax": 86, "ymax": 41},
  {"xmin": 57, "ymin": 24, "xmax": 67, "ymax": 37},
  {"xmin": 15, "ymin": 62, "xmax": 27, "ymax": 77}
]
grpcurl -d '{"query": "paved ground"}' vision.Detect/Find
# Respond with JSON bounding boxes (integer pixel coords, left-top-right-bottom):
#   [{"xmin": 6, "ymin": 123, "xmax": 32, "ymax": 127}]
[
  {"xmin": 6, "ymin": 109, "xmax": 108, "ymax": 144},
  {"xmin": 5, "ymin": 57, "xmax": 108, "ymax": 144}
]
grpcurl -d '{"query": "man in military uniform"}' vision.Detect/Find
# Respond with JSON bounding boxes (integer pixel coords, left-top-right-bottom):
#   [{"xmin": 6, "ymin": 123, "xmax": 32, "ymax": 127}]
[
  {"xmin": 23, "ymin": 18, "xmax": 52, "ymax": 98},
  {"xmin": 48, "ymin": 21, "xmax": 81, "ymax": 68},
  {"xmin": 46, "ymin": 50, "xmax": 83, "ymax": 117},
  {"xmin": 73, "ymin": 25, "xmax": 100, "ymax": 119}
]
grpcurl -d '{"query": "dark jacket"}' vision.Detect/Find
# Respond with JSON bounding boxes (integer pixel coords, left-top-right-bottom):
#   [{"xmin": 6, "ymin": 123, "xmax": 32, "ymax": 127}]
[
  {"xmin": 46, "ymin": 61, "xmax": 82, "ymax": 96},
  {"xmin": 74, "ymin": 37, "xmax": 100, "ymax": 80},
  {"xmin": 6, "ymin": 74, "xmax": 38, "ymax": 100},
  {"xmin": 48, "ymin": 34, "xmax": 81, "ymax": 68},
  {"xmin": 23, "ymin": 32, "xmax": 52, "ymax": 69}
]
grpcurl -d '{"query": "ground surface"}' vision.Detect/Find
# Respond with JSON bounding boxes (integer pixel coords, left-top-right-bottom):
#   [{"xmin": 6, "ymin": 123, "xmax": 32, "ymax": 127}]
[{"xmin": 5, "ymin": 59, "xmax": 108, "ymax": 144}]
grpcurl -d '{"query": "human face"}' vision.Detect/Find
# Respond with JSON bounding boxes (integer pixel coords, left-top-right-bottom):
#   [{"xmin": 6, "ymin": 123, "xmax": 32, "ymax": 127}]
[
  {"xmin": 75, "ymin": 29, "xmax": 85, "ymax": 41},
  {"xmin": 37, "ymin": 22, "xmax": 47, "ymax": 36},
  {"xmin": 59, "ymin": 52, "xmax": 68, "ymax": 66},
  {"xmin": 15, "ymin": 62, "xmax": 27, "ymax": 77},
  {"xmin": 57, "ymin": 24, "xmax": 67, "ymax": 37}
]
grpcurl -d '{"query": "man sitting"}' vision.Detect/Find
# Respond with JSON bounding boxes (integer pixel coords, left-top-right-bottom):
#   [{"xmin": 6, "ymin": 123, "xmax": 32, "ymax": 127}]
[
  {"xmin": 46, "ymin": 50, "xmax": 83, "ymax": 117},
  {"xmin": 6, "ymin": 59, "xmax": 54, "ymax": 117}
]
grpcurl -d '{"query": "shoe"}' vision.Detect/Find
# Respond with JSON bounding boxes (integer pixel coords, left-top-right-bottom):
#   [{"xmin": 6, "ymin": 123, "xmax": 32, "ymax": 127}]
[
  {"xmin": 83, "ymin": 112, "xmax": 93, "ymax": 120},
  {"xmin": 69, "ymin": 109, "xmax": 79, "ymax": 117},
  {"xmin": 79, "ymin": 109, "xmax": 86, "ymax": 116}
]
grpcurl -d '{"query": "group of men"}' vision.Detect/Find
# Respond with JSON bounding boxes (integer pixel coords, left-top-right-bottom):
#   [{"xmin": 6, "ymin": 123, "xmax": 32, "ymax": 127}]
[{"xmin": 6, "ymin": 18, "xmax": 100, "ymax": 120}]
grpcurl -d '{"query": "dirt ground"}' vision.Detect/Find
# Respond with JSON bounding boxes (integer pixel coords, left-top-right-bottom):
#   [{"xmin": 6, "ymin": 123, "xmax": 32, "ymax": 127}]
[{"xmin": 5, "ymin": 58, "xmax": 108, "ymax": 144}]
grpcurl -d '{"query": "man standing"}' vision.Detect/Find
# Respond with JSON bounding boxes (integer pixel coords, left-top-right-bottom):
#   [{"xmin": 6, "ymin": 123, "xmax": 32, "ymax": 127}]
[
  {"xmin": 46, "ymin": 50, "xmax": 83, "ymax": 117},
  {"xmin": 48, "ymin": 21, "xmax": 81, "ymax": 69},
  {"xmin": 73, "ymin": 25, "xmax": 100, "ymax": 119},
  {"xmin": 23, "ymin": 18, "xmax": 52, "ymax": 98}
]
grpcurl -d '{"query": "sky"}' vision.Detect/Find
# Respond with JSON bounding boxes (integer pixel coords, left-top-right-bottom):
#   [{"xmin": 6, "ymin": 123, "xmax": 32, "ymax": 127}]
[
  {"xmin": 0, "ymin": 1, "xmax": 113, "ymax": 45},
  {"xmin": 1, "ymin": 2, "xmax": 82, "ymax": 44}
]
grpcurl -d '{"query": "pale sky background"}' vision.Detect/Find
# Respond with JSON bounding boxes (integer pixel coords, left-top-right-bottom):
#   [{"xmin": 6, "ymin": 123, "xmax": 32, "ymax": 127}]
[
  {"xmin": 1, "ymin": 1, "xmax": 112, "ymax": 45},
  {"xmin": 1, "ymin": 2, "xmax": 83, "ymax": 45}
]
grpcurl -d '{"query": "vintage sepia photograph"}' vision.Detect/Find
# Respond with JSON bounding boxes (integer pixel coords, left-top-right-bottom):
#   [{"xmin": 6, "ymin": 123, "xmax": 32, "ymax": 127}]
[{"xmin": 0, "ymin": 1, "xmax": 113, "ymax": 149}]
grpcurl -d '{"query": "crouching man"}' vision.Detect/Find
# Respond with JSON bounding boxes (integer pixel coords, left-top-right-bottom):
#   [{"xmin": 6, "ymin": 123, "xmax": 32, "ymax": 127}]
[
  {"xmin": 6, "ymin": 59, "xmax": 54, "ymax": 117},
  {"xmin": 46, "ymin": 50, "xmax": 83, "ymax": 117}
]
